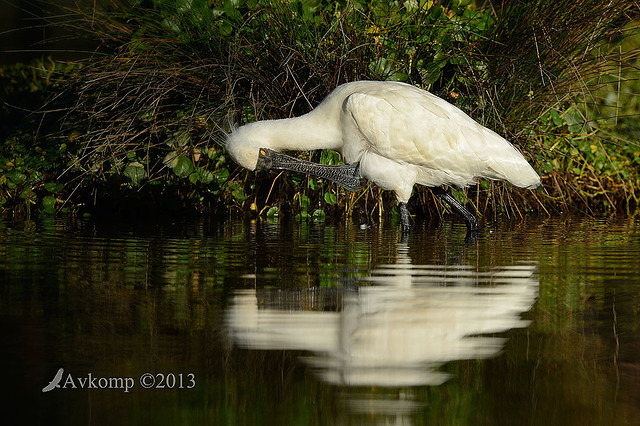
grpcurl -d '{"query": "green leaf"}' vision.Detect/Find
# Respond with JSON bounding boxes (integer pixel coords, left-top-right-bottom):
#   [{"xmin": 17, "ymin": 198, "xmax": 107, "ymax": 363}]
[
  {"xmin": 564, "ymin": 108, "xmax": 586, "ymax": 133},
  {"xmin": 390, "ymin": 205, "xmax": 400, "ymax": 221},
  {"xmin": 320, "ymin": 150, "xmax": 341, "ymax": 165},
  {"xmin": 196, "ymin": 168, "xmax": 214, "ymax": 184},
  {"xmin": 417, "ymin": 50, "xmax": 450, "ymax": 85},
  {"xmin": 173, "ymin": 156, "xmax": 194, "ymax": 178},
  {"xmin": 215, "ymin": 168, "xmax": 230, "ymax": 185},
  {"xmin": 290, "ymin": 175, "xmax": 303, "ymax": 186},
  {"xmin": 44, "ymin": 182, "xmax": 64, "ymax": 193},
  {"xmin": 163, "ymin": 151, "xmax": 179, "ymax": 168},
  {"xmin": 20, "ymin": 187, "xmax": 36, "ymax": 202},
  {"xmin": 231, "ymin": 184, "xmax": 246, "ymax": 202},
  {"xmin": 324, "ymin": 192, "xmax": 337, "ymax": 205},
  {"xmin": 124, "ymin": 162, "xmax": 147, "ymax": 185},
  {"xmin": 299, "ymin": 194, "xmax": 310, "ymax": 212},
  {"xmin": 369, "ymin": 58, "xmax": 407, "ymax": 81},
  {"xmin": 207, "ymin": 147, "xmax": 219, "ymax": 160},
  {"xmin": 42, "ymin": 195, "xmax": 56, "ymax": 214},
  {"xmin": 549, "ymin": 109, "xmax": 563, "ymax": 127},
  {"xmin": 312, "ymin": 209, "xmax": 326, "ymax": 222},
  {"xmin": 174, "ymin": 132, "xmax": 191, "ymax": 147},
  {"xmin": 6, "ymin": 170, "xmax": 26, "ymax": 186},
  {"xmin": 266, "ymin": 206, "xmax": 280, "ymax": 218}
]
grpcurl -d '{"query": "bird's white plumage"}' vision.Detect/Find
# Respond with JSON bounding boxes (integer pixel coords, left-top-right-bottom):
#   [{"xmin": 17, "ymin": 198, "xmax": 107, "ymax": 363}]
[{"xmin": 226, "ymin": 80, "xmax": 540, "ymax": 204}]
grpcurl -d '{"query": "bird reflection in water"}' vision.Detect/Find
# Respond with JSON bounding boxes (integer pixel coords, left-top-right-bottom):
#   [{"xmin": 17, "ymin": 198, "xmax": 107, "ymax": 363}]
[{"xmin": 226, "ymin": 244, "xmax": 538, "ymax": 389}]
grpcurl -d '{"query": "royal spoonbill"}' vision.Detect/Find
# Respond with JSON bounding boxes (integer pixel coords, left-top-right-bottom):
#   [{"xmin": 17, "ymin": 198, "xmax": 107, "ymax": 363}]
[{"xmin": 226, "ymin": 81, "xmax": 540, "ymax": 235}]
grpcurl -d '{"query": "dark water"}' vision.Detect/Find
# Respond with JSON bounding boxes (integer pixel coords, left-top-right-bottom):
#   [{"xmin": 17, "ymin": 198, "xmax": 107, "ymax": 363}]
[{"xmin": 1, "ymin": 215, "xmax": 639, "ymax": 425}]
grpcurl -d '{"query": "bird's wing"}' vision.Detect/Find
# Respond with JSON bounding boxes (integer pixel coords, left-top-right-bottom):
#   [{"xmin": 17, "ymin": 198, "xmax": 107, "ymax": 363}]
[
  {"xmin": 342, "ymin": 87, "xmax": 539, "ymax": 188},
  {"xmin": 343, "ymin": 88, "xmax": 475, "ymax": 173}
]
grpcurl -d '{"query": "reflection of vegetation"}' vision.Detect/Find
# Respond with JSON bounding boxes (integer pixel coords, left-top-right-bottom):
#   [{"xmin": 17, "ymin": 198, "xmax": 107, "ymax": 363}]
[
  {"xmin": 1, "ymin": 217, "xmax": 640, "ymax": 424},
  {"xmin": 2, "ymin": 1, "xmax": 640, "ymax": 223}
]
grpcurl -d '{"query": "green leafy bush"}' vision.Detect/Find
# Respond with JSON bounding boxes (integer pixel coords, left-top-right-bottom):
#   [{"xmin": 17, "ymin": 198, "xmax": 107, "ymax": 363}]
[
  {"xmin": 0, "ymin": 58, "xmax": 78, "ymax": 217},
  {"xmin": 2, "ymin": 0, "xmax": 639, "ymax": 219}
]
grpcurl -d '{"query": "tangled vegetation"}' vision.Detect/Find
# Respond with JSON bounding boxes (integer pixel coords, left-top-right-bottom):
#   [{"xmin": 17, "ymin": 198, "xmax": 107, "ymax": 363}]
[{"xmin": 1, "ymin": 0, "xmax": 639, "ymax": 223}]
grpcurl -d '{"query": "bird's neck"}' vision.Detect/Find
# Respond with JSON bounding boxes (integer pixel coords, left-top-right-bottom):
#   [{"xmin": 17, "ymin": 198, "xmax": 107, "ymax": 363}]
[{"xmin": 258, "ymin": 109, "xmax": 343, "ymax": 153}]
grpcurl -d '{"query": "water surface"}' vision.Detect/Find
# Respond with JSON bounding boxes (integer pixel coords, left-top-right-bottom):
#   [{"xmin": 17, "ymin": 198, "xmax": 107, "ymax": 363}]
[{"xmin": 1, "ymin": 216, "xmax": 639, "ymax": 425}]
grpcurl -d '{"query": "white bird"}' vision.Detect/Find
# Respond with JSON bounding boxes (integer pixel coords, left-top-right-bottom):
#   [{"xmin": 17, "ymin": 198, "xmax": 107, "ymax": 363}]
[{"xmin": 226, "ymin": 80, "xmax": 540, "ymax": 235}]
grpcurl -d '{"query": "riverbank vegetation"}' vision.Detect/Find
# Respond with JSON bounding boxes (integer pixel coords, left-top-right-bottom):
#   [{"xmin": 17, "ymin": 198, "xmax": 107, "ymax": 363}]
[{"xmin": 1, "ymin": 0, "xmax": 639, "ymax": 223}]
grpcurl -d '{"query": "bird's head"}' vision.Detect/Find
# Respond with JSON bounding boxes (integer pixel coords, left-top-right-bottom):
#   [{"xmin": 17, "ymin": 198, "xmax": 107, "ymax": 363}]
[{"xmin": 225, "ymin": 122, "xmax": 270, "ymax": 171}]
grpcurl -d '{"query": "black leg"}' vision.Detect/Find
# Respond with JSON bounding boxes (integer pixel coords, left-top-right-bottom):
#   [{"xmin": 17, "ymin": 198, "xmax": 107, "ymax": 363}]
[
  {"xmin": 256, "ymin": 148, "xmax": 365, "ymax": 192},
  {"xmin": 399, "ymin": 202, "xmax": 411, "ymax": 235},
  {"xmin": 431, "ymin": 187, "xmax": 479, "ymax": 234}
]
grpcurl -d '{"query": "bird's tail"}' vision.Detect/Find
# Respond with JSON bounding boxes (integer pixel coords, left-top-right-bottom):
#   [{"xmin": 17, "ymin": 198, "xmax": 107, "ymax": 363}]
[
  {"xmin": 477, "ymin": 128, "xmax": 541, "ymax": 189},
  {"xmin": 485, "ymin": 153, "xmax": 540, "ymax": 189}
]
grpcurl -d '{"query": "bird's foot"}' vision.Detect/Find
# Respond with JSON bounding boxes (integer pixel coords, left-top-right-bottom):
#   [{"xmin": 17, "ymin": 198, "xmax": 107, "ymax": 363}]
[
  {"xmin": 431, "ymin": 187, "xmax": 479, "ymax": 241},
  {"xmin": 399, "ymin": 202, "xmax": 411, "ymax": 234}
]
